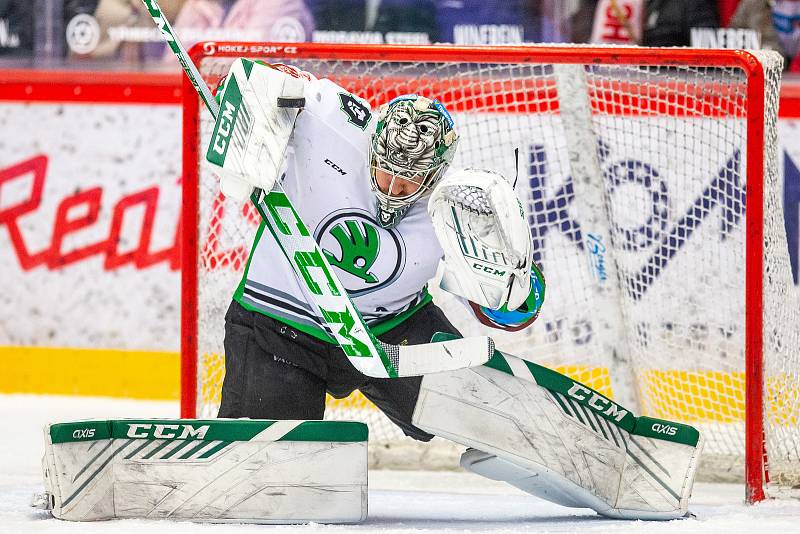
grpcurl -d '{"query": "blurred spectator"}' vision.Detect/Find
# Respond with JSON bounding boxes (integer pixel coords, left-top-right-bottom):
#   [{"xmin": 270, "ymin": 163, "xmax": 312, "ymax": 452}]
[
  {"xmin": 309, "ymin": 0, "xmax": 555, "ymax": 46},
  {"xmin": 169, "ymin": 0, "xmax": 314, "ymax": 49},
  {"xmin": 570, "ymin": 0, "xmax": 718, "ymax": 46},
  {"xmin": 0, "ymin": 0, "xmax": 34, "ymax": 58},
  {"xmin": 65, "ymin": 0, "xmax": 185, "ymax": 62},
  {"xmin": 309, "ymin": 0, "xmax": 436, "ymax": 44},
  {"xmin": 435, "ymin": 0, "xmax": 544, "ymax": 45},
  {"xmin": 643, "ymin": 0, "xmax": 718, "ymax": 46},
  {"xmin": 65, "ymin": 0, "xmax": 313, "ymax": 65},
  {"xmin": 730, "ymin": 0, "xmax": 800, "ymax": 71},
  {"xmin": 729, "ymin": 0, "xmax": 782, "ymax": 50},
  {"xmin": 586, "ymin": 0, "xmax": 646, "ymax": 44}
]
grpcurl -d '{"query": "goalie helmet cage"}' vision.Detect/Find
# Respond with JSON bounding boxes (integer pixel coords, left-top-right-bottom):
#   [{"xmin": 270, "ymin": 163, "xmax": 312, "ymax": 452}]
[{"xmin": 181, "ymin": 43, "xmax": 799, "ymax": 503}]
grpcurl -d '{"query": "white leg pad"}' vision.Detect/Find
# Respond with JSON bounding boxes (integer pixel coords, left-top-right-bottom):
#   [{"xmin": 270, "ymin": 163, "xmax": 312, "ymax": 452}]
[
  {"xmin": 412, "ymin": 350, "xmax": 703, "ymax": 520},
  {"xmin": 36, "ymin": 419, "xmax": 368, "ymax": 524}
]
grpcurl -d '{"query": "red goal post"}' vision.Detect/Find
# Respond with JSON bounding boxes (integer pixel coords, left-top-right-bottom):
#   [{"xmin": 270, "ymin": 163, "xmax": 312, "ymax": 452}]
[{"xmin": 181, "ymin": 43, "xmax": 796, "ymax": 502}]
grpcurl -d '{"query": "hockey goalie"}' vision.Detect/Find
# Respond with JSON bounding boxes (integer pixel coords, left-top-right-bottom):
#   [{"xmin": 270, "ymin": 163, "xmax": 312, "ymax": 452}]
[{"xmin": 38, "ymin": 56, "xmax": 702, "ymax": 524}]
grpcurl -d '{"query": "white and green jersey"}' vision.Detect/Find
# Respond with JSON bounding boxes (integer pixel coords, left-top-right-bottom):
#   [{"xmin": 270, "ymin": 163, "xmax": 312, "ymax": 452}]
[{"xmin": 233, "ymin": 74, "xmax": 443, "ymax": 343}]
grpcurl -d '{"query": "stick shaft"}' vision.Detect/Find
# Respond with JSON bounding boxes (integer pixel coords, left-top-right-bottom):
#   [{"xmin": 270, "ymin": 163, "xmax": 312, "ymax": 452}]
[
  {"xmin": 139, "ymin": 0, "xmax": 395, "ymax": 376},
  {"xmin": 141, "ymin": 0, "xmax": 219, "ymax": 119},
  {"xmin": 138, "ymin": 2, "xmax": 492, "ymax": 377}
]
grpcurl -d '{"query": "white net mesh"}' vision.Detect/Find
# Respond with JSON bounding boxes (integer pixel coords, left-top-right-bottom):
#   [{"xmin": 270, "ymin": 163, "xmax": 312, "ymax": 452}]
[
  {"xmin": 184, "ymin": 45, "xmax": 799, "ymax": 495},
  {"xmin": 758, "ymin": 50, "xmax": 800, "ymax": 494}
]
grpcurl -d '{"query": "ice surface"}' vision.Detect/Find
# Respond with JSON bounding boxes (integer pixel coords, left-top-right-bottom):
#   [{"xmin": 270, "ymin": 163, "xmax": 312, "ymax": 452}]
[{"xmin": 2, "ymin": 394, "xmax": 799, "ymax": 534}]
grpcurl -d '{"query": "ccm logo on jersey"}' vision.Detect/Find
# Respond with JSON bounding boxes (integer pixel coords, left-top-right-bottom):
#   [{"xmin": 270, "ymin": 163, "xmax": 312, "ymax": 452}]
[
  {"xmin": 72, "ymin": 428, "xmax": 95, "ymax": 439},
  {"xmin": 325, "ymin": 158, "xmax": 347, "ymax": 175},
  {"xmin": 651, "ymin": 423, "xmax": 678, "ymax": 436},
  {"xmin": 126, "ymin": 424, "xmax": 210, "ymax": 440},
  {"xmin": 567, "ymin": 383, "xmax": 629, "ymax": 422}
]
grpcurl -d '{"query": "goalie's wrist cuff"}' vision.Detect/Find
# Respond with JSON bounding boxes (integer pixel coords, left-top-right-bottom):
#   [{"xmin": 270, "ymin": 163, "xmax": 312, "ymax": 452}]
[
  {"xmin": 473, "ymin": 265, "xmax": 545, "ymax": 331},
  {"xmin": 479, "ymin": 305, "xmax": 536, "ymax": 329}
]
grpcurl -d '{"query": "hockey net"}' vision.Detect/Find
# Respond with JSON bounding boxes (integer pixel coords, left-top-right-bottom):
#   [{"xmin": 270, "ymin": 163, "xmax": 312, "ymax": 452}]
[{"xmin": 181, "ymin": 43, "xmax": 799, "ymax": 500}]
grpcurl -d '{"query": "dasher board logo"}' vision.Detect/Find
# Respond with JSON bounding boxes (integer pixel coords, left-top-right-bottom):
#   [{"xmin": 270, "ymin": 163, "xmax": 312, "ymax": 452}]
[
  {"xmin": 315, "ymin": 209, "xmax": 405, "ymax": 296},
  {"xmin": 339, "ymin": 93, "xmax": 371, "ymax": 129}
]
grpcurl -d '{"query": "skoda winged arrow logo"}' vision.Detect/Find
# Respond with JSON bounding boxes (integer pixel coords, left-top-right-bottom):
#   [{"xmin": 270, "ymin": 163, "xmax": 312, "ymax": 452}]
[
  {"xmin": 316, "ymin": 210, "xmax": 405, "ymax": 296},
  {"xmin": 325, "ymin": 219, "xmax": 380, "ymax": 283}
]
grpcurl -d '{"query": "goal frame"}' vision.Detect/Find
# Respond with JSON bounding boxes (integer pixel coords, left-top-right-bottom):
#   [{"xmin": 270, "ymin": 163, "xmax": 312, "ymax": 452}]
[{"xmin": 180, "ymin": 42, "xmax": 769, "ymax": 502}]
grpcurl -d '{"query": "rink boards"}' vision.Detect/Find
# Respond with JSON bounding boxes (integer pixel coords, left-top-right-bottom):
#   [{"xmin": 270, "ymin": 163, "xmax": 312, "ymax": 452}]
[{"xmin": 0, "ymin": 72, "xmax": 797, "ymax": 432}]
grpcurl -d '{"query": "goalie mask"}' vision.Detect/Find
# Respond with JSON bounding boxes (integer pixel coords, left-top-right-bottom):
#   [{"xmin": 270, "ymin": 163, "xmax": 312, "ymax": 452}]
[{"xmin": 369, "ymin": 94, "xmax": 459, "ymax": 228}]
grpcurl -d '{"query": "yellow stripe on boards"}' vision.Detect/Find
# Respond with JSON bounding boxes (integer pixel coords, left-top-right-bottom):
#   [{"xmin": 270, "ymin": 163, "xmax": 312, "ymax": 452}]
[
  {"xmin": 201, "ymin": 352, "xmax": 380, "ymax": 413},
  {"xmin": 0, "ymin": 346, "xmax": 179, "ymax": 400},
  {"xmin": 639, "ymin": 369, "xmax": 746, "ymax": 423},
  {"xmin": 550, "ymin": 364, "xmax": 614, "ymax": 399},
  {"xmin": 6, "ymin": 346, "xmax": 796, "ymax": 427},
  {"xmin": 557, "ymin": 366, "xmax": 751, "ymax": 424},
  {"xmin": 538, "ymin": 364, "xmax": 798, "ymax": 425},
  {"xmin": 639, "ymin": 370, "xmax": 799, "ymax": 425}
]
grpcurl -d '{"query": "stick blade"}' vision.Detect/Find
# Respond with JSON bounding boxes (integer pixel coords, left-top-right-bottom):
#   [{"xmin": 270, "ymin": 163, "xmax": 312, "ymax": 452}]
[{"xmin": 391, "ymin": 334, "xmax": 495, "ymax": 376}]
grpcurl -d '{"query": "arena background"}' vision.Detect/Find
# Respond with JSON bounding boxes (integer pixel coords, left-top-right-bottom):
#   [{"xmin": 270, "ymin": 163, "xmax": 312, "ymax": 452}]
[{"xmin": 0, "ymin": 0, "xmax": 798, "ymax": 401}]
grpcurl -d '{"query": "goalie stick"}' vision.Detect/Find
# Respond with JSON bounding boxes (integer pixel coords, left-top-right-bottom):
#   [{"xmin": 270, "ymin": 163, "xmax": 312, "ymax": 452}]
[{"xmin": 141, "ymin": 0, "xmax": 494, "ymax": 378}]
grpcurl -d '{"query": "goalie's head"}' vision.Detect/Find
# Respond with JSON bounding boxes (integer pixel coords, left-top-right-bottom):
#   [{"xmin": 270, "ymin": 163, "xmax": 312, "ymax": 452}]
[{"xmin": 369, "ymin": 94, "xmax": 459, "ymax": 228}]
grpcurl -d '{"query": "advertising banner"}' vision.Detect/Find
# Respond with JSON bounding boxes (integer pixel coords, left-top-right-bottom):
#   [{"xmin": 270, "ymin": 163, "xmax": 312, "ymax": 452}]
[{"xmin": 0, "ymin": 71, "xmax": 798, "ymax": 398}]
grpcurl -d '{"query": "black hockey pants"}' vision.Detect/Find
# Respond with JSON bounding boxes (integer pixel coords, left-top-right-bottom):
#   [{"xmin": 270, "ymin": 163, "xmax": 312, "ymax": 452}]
[{"xmin": 218, "ymin": 299, "xmax": 462, "ymax": 441}]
